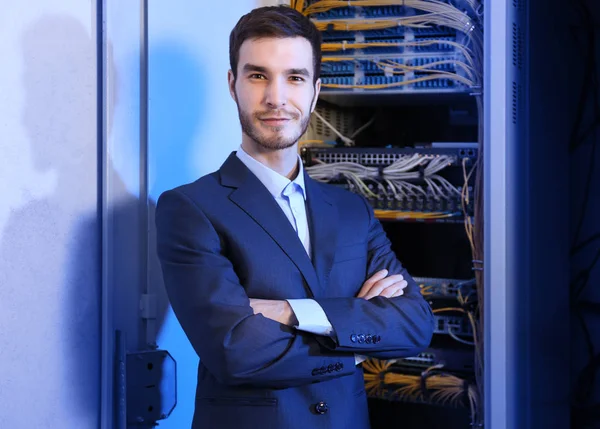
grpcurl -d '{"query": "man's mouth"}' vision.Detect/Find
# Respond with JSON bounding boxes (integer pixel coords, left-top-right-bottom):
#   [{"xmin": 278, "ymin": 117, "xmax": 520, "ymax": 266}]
[{"xmin": 260, "ymin": 117, "xmax": 291, "ymax": 126}]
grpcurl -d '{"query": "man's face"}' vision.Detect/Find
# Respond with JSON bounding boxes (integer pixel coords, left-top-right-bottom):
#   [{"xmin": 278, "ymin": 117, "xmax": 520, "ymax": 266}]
[{"xmin": 228, "ymin": 37, "xmax": 321, "ymax": 151}]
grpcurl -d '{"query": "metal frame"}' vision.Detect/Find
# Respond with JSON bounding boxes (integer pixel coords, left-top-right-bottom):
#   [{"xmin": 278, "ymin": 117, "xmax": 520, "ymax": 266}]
[
  {"xmin": 100, "ymin": 0, "xmax": 112, "ymax": 427},
  {"xmin": 100, "ymin": 0, "xmax": 150, "ymax": 427},
  {"xmin": 484, "ymin": 0, "xmax": 509, "ymax": 428}
]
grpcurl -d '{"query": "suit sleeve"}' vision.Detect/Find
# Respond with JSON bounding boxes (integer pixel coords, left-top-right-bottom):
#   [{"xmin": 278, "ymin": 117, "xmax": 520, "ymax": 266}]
[
  {"xmin": 155, "ymin": 189, "xmax": 357, "ymax": 388},
  {"xmin": 314, "ymin": 196, "xmax": 435, "ymax": 359}
]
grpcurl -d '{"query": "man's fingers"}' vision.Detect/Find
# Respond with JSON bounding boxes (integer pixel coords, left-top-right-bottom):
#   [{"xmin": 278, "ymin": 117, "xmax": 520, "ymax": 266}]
[
  {"xmin": 364, "ymin": 279, "xmax": 408, "ymax": 300},
  {"xmin": 390, "ymin": 290, "xmax": 404, "ymax": 298},
  {"xmin": 390, "ymin": 286, "xmax": 407, "ymax": 298},
  {"xmin": 361, "ymin": 275, "xmax": 403, "ymax": 299},
  {"xmin": 357, "ymin": 269, "xmax": 388, "ymax": 298},
  {"xmin": 362, "ymin": 275, "xmax": 405, "ymax": 299}
]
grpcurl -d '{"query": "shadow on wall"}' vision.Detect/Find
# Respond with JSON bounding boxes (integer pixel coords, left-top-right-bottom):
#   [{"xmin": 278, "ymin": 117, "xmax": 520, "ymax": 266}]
[
  {"xmin": 0, "ymin": 13, "xmax": 206, "ymax": 428},
  {"xmin": 0, "ymin": 15, "xmax": 103, "ymax": 427}
]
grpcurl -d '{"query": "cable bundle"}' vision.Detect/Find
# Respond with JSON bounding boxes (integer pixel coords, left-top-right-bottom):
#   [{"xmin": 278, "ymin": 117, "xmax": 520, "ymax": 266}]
[
  {"xmin": 296, "ymin": 0, "xmax": 483, "ymax": 92},
  {"xmin": 362, "ymin": 358, "xmax": 478, "ymax": 420},
  {"xmin": 305, "ymin": 154, "xmax": 460, "ymax": 201}
]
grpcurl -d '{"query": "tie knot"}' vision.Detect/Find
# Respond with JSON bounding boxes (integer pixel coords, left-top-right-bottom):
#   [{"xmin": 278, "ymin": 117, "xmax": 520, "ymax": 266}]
[{"xmin": 282, "ymin": 182, "xmax": 296, "ymax": 198}]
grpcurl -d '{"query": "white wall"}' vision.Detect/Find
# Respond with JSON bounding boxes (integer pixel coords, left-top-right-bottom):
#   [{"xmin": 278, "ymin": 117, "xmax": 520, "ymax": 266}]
[{"xmin": 0, "ymin": 1, "xmax": 100, "ymax": 428}]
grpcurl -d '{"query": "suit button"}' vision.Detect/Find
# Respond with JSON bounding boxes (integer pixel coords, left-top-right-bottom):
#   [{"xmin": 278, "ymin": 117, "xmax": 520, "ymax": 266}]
[
  {"xmin": 334, "ymin": 362, "xmax": 342, "ymax": 371},
  {"xmin": 358, "ymin": 334, "xmax": 365, "ymax": 344},
  {"xmin": 365, "ymin": 334, "xmax": 372, "ymax": 344},
  {"xmin": 350, "ymin": 334, "xmax": 357, "ymax": 343},
  {"xmin": 375, "ymin": 335, "xmax": 381, "ymax": 343},
  {"xmin": 311, "ymin": 368, "xmax": 318, "ymax": 376},
  {"xmin": 314, "ymin": 401, "xmax": 329, "ymax": 415},
  {"xmin": 327, "ymin": 364, "xmax": 334, "ymax": 373}
]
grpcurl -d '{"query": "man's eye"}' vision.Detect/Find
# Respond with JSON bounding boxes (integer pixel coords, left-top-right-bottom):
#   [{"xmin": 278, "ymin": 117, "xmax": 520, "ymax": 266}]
[
  {"xmin": 250, "ymin": 74, "xmax": 266, "ymax": 80},
  {"xmin": 290, "ymin": 76, "xmax": 305, "ymax": 82}
]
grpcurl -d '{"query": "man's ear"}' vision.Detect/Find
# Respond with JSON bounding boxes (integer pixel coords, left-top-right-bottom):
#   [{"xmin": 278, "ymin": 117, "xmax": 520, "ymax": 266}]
[
  {"xmin": 310, "ymin": 78, "xmax": 321, "ymax": 112},
  {"xmin": 228, "ymin": 69, "xmax": 237, "ymax": 102}
]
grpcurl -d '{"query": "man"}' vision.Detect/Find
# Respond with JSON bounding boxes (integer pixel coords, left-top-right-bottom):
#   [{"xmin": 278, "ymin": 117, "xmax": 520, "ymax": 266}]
[{"xmin": 155, "ymin": 6, "xmax": 434, "ymax": 429}]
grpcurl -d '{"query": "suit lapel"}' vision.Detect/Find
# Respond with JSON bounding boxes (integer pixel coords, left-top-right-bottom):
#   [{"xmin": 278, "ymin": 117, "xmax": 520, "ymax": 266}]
[
  {"xmin": 220, "ymin": 153, "xmax": 322, "ymax": 297},
  {"xmin": 304, "ymin": 173, "xmax": 338, "ymax": 294}
]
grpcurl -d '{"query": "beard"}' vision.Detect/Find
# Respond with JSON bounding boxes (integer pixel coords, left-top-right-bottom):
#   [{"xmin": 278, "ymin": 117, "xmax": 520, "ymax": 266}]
[{"xmin": 234, "ymin": 90, "xmax": 314, "ymax": 151}]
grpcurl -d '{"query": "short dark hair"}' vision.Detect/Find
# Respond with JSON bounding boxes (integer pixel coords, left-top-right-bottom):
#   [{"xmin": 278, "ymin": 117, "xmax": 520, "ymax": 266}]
[{"xmin": 229, "ymin": 6, "xmax": 322, "ymax": 83}]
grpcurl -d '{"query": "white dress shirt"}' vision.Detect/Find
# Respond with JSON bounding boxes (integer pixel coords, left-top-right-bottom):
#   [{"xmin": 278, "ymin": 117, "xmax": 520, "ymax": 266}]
[
  {"xmin": 235, "ymin": 146, "xmax": 367, "ymax": 366},
  {"xmin": 235, "ymin": 146, "xmax": 334, "ymax": 335}
]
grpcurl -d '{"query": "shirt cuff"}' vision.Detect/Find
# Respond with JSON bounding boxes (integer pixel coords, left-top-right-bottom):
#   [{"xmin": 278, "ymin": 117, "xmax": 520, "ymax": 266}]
[
  {"xmin": 286, "ymin": 299, "xmax": 334, "ymax": 336},
  {"xmin": 354, "ymin": 354, "xmax": 368, "ymax": 365}
]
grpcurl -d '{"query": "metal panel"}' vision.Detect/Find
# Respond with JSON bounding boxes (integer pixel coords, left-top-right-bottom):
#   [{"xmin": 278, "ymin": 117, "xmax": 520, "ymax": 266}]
[{"xmin": 484, "ymin": 0, "xmax": 509, "ymax": 428}]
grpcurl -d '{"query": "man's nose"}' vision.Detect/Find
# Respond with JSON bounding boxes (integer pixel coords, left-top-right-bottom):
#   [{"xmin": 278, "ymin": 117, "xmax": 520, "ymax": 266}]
[{"xmin": 264, "ymin": 77, "xmax": 287, "ymax": 108}]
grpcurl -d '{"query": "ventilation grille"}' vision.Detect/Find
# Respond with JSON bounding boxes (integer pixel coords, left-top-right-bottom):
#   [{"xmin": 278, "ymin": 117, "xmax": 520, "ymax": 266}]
[
  {"xmin": 302, "ymin": 105, "xmax": 355, "ymax": 142},
  {"xmin": 512, "ymin": 81, "xmax": 523, "ymax": 125},
  {"xmin": 512, "ymin": 22, "xmax": 524, "ymax": 70}
]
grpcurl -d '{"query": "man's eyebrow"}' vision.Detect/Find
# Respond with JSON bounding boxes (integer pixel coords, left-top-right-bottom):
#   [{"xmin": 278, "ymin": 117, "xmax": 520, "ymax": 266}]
[
  {"xmin": 287, "ymin": 68, "xmax": 311, "ymax": 77},
  {"xmin": 241, "ymin": 64, "xmax": 311, "ymax": 78},
  {"xmin": 242, "ymin": 63, "xmax": 268, "ymax": 74}
]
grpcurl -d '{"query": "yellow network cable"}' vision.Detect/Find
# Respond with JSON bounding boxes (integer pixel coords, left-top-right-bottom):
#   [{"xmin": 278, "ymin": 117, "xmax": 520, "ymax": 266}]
[
  {"xmin": 312, "ymin": 15, "xmax": 437, "ymax": 32},
  {"xmin": 373, "ymin": 210, "xmax": 459, "ymax": 220},
  {"xmin": 298, "ymin": 139, "xmax": 327, "ymax": 146},
  {"xmin": 374, "ymin": 211, "xmax": 453, "ymax": 219},
  {"xmin": 362, "ymin": 358, "xmax": 473, "ymax": 408},
  {"xmin": 303, "ymin": 0, "xmax": 463, "ymax": 16},
  {"xmin": 432, "ymin": 307, "xmax": 465, "ymax": 314},
  {"xmin": 321, "ymin": 56, "xmax": 358, "ymax": 62},
  {"xmin": 419, "ymin": 284, "xmax": 434, "ymax": 296},
  {"xmin": 322, "ymin": 40, "xmax": 477, "ymax": 71},
  {"xmin": 292, "ymin": 0, "xmax": 305, "ymax": 12},
  {"xmin": 461, "ymin": 157, "xmax": 477, "ymax": 253}
]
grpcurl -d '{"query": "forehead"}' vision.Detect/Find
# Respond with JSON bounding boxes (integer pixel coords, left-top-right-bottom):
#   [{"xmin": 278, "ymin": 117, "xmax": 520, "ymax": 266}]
[{"xmin": 238, "ymin": 37, "xmax": 314, "ymax": 73}]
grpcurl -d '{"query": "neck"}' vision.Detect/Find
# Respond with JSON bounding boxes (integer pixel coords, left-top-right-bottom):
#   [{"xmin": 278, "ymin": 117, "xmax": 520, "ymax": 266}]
[{"xmin": 241, "ymin": 137, "xmax": 299, "ymax": 180}]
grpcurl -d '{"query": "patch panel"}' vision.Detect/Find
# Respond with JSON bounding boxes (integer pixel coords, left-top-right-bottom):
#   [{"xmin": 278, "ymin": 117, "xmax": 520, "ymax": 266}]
[
  {"xmin": 301, "ymin": 147, "xmax": 477, "ymax": 217},
  {"xmin": 320, "ymin": 51, "xmax": 470, "ymax": 92},
  {"xmin": 413, "ymin": 276, "xmax": 476, "ymax": 298},
  {"xmin": 362, "ymin": 5, "xmax": 411, "ymax": 17},
  {"xmin": 320, "ymin": 25, "xmax": 457, "ymax": 43},
  {"xmin": 313, "ymin": 6, "xmax": 359, "ymax": 19},
  {"xmin": 322, "ymin": 55, "xmax": 458, "ymax": 76},
  {"xmin": 320, "ymin": 75, "xmax": 460, "ymax": 90},
  {"xmin": 301, "ymin": 146, "xmax": 478, "ymax": 167},
  {"xmin": 393, "ymin": 347, "xmax": 475, "ymax": 374},
  {"xmin": 312, "ymin": 5, "xmax": 410, "ymax": 19},
  {"xmin": 323, "ymin": 37, "xmax": 458, "ymax": 56},
  {"xmin": 365, "ymin": 191, "xmax": 469, "ymax": 214},
  {"xmin": 324, "ymin": 182, "xmax": 474, "ymax": 217}
]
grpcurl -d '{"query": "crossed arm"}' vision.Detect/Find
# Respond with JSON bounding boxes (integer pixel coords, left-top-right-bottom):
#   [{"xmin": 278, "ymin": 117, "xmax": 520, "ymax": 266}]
[{"xmin": 249, "ymin": 268, "xmax": 409, "ymax": 326}]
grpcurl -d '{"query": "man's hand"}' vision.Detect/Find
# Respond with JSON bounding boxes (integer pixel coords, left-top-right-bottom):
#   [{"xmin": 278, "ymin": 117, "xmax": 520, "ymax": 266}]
[
  {"xmin": 249, "ymin": 299, "xmax": 298, "ymax": 326},
  {"xmin": 356, "ymin": 269, "xmax": 408, "ymax": 300}
]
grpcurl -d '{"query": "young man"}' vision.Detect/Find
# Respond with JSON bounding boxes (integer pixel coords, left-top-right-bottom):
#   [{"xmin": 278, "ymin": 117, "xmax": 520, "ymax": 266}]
[{"xmin": 155, "ymin": 6, "xmax": 434, "ymax": 429}]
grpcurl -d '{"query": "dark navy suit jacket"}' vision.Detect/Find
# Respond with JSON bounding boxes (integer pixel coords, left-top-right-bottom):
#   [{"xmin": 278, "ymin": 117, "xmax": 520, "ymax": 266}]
[{"xmin": 155, "ymin": 152, "xmax": 434, "ymax": 429}]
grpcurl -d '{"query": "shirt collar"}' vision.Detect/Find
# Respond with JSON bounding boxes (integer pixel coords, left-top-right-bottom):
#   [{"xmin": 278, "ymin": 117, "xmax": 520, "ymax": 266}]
[{"xmin": 236, "ymin": 145, "xmax": 307, "ymax": 201}]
